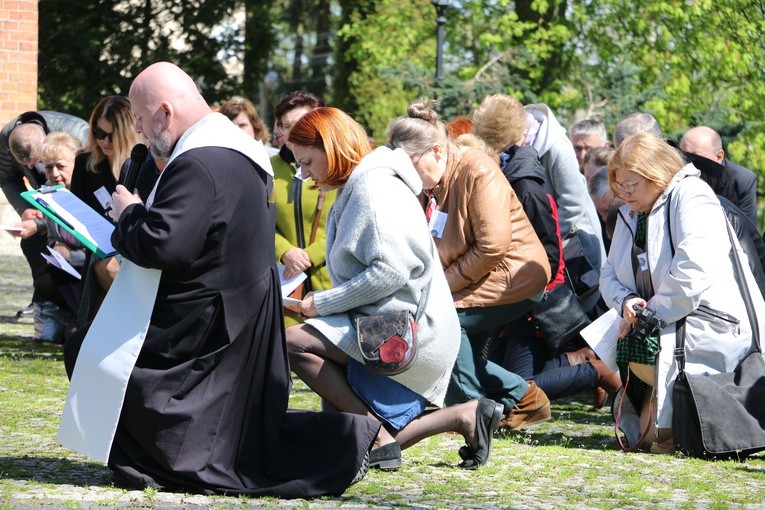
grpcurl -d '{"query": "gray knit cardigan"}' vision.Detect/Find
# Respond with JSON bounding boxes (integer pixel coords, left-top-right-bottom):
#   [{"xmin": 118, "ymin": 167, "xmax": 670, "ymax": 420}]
[{"xmin": 307, "ymin": 146, "xmax": 460, "ymax": 406}]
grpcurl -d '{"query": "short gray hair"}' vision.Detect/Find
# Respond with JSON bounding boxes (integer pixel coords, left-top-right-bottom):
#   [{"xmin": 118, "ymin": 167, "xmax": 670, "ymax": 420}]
[
  {"xmin": 613, "ymin": 113, "xmax": 663, "ymax": 147},
  {"xmin": 570, "ymin": 119, "xmax": 608, "ymax": 144}
]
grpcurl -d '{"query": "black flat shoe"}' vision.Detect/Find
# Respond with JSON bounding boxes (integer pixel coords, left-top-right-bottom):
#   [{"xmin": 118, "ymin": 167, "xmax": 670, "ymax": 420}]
[
  {"xmin": 458, "ymin": 444, "xmax": 474, "ymax": 461},
  {"xmin": 369, "ymin": 441, "xmax": 402, "ymax": 471},
  {"xmin": 459, "ymin": 398, "xmax": 503, "ymax": 470}
]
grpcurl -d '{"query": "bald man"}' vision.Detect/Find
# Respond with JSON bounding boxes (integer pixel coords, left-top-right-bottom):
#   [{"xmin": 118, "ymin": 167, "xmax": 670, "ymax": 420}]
[
  {"xmin": 680, "ymin": 126, "xmax": 758, "ymax": 225},
  {"xmin": 64, "ymin": 62, "xmax": 377, "ymax": 497}
]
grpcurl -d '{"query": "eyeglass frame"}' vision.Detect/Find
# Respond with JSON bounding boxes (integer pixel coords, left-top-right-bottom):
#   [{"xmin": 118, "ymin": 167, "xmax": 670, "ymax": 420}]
[
  {"xmin": 93, "ymin": 126, "xmax": 114, "ymax": 142},
  {"xmin": 612, "ymin": 179, "xmax": 639, "ymax": 195}
]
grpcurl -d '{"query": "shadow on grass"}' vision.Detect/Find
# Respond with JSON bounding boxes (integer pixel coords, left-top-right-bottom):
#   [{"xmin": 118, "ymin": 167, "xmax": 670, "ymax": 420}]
[
  {"xmin": 0, "ymin": 316, "xmax": 25, "ymax": 325},
  {"xmin": 0, "ymin": 456, "xmax": 111, "ymax": 486},
  {"xmin": 0, "ymin": 336, "xmax": 65, "ymax": 361}
]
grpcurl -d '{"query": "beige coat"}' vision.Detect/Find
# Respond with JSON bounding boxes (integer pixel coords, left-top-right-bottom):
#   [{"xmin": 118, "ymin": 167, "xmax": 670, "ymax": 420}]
[{"xmin": 424, "ymin": 145, "xmax": 550, "ymax": 308}]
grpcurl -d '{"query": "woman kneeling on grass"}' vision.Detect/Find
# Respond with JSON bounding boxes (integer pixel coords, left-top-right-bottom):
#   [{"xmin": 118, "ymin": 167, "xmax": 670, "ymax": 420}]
[{"xmin": 285, "ymin": 107, "xmax": 502, "ymax": 471}]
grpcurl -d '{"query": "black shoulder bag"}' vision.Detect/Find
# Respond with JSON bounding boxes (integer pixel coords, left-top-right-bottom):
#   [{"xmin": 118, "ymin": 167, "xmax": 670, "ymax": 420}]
[{"xmin": 671, "ymin": 205, "xmax": 765, "ymax": 460}]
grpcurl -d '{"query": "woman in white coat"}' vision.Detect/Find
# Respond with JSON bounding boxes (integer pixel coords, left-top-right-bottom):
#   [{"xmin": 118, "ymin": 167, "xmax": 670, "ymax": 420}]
[{"xmin": 600, "ymin": 132, "xmax": 765, "ymax": 452}]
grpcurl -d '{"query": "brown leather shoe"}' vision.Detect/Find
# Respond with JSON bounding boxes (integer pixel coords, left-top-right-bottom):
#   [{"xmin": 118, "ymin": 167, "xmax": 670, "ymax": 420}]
[
  {"xmin": 500, "ymin": 381, "xmax": 551, "ymax": 430},
  {"xmin": 590, "ymin": 359, "xmax": 622, "ymax": 395},
  {"xmin": 593, "ymin": 386, "xmax": 608, "ymax": 409},
  {"xmin": 565, "ymin": 346, "xmax": 596, "ymax": 366}
]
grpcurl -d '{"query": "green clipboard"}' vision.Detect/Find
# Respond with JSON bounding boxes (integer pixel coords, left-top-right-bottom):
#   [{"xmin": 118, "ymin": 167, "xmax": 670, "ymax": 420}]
[{"xmin": 21, "ymin": 186, "xmax": 118, "ymax": 258}]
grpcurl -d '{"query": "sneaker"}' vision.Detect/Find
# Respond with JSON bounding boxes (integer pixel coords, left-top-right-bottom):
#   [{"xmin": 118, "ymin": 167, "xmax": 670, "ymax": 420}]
[
  {"xmin": 16, "ymin": 303, "xmax": 35, "ymax": 318},
  {"xmin": 500, "ymin": 381, "xmax": 551, "ymax": 430}
]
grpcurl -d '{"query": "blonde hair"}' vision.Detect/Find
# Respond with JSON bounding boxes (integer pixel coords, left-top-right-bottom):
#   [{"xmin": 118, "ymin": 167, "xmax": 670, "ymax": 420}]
[
  {"xmin": 454, "ymin": 133, "xmax": 499, "ymax": 164},
  {"xmin": 471, "ymin": 94, "xmax": 527, "ymax": 153},
  {"xmin": 87, "ymin": 96, "xmax": 141, "ymax": 179},
  {"xmin": 38, "ymin": 132, "xmax": 82, "ymax": 165},
  {"xmin": 386, "ymin": 100, "xmax": 448, "ymax": 158},
  {"xmin": 607, "ymin": 132, "xmax": 684, "ymax": 196}
]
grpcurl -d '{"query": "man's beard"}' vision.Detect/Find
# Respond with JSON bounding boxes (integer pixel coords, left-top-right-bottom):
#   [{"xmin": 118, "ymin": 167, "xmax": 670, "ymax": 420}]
[{"xmin": 150, "ymin": 125, "xmax": 175, "ymax": 160}]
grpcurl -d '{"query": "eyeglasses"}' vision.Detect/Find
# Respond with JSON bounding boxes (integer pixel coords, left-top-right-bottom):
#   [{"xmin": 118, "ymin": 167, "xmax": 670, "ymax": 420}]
[
  {"xmin": 613, "ymin": 179, "xmax": 639, "ymax": 195},
  {"xmin": 93, "ymin": 127, "xmax": 114, "ymax": 142}
]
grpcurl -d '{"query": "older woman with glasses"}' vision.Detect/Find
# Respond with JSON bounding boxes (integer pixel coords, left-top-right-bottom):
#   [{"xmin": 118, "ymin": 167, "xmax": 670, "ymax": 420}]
[{"xmin": 600, "ymin": 132, "xmax": 765, "ymax": 453}]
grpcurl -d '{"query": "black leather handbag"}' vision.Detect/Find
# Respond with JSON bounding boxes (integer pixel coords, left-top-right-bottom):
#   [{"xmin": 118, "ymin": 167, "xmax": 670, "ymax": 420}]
[
  {"xmin": 672, "ymin": 216, "xmax": 765, "ymax": 460},
  {"xmin": 530, "ymin": 280, "xmax": 592, "ymax": 354}
]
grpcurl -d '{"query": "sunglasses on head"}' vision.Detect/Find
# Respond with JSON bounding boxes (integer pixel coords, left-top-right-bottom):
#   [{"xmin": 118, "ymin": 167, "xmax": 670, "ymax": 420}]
[{"xmin": 93, "ymin": 127, "xmax": 114, "ymax": 142}]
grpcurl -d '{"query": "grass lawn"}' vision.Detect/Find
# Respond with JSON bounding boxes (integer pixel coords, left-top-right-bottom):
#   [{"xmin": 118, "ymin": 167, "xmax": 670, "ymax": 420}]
[{"xmin": 1, "ymin": 254, "xmax": 765, "ymax": 509}]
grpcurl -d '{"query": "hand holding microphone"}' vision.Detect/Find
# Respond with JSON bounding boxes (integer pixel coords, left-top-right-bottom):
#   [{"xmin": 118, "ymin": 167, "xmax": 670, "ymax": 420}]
[
  {"xmin": 123, "ymin": 143, "xmax": 149, "ymax": 193},
  {"xmin": 109, "ymin": 144, "xmax": 149, "ymax": 221}
]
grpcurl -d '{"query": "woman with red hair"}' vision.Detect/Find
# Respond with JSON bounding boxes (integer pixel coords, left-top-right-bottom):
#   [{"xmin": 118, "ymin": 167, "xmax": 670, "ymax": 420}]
[{"xmin": 285, "ymin": 107, "xmax": 503, "ymax": 472}]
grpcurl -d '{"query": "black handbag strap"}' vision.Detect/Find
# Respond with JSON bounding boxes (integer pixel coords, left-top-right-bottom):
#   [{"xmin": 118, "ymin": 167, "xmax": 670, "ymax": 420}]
[{"xmin": 671, "ymin": 197, "xmax": 761, "ymax": 374}]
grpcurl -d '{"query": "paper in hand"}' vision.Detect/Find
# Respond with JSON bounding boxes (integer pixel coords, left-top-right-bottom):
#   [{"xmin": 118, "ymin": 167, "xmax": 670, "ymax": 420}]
[
  {"xmin": 41, "ymin": 246, "xmax": 82, "ymax": 280},
  {"xmin": 282, "ymin": 296, "xmax": 303, "ymax": 307},
  {"xmin": 277, "ymin": 263, "xmax": 307, "ymax": 297},
  {"xmin": 579, "ymin": 308, "xmax": 620, "ymax": 373}
]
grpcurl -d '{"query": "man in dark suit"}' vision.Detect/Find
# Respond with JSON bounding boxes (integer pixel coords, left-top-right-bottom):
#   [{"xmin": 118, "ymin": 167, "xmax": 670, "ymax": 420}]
[{"xmin": 680, "ymin": 126, "xmax": 758, "ymax": 225}]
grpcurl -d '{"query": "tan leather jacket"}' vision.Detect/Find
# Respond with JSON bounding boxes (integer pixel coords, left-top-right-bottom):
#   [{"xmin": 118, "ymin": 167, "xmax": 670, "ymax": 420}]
[{"xmin": 423, "ymin": 145, "xmax": 550, "ymax": 308}]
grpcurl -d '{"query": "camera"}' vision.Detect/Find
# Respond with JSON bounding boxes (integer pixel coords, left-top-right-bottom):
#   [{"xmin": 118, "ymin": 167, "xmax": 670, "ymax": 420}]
[{"xmin": 630, "ymin": 304, "xmax": 665, "ymax": 342}]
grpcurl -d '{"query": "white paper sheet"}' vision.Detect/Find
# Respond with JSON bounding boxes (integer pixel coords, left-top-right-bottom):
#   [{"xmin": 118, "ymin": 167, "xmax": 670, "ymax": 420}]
[
  {"xmin": 58, "ymin": 260, "xmax": 161, "ymax": 463},
  {"xmin": 41, "ymin": 246, "xmax": 81, "ymax": 280},
  {"xmin": 282, "ymin": 296, "xmax": 302, "ymax": 307},
  {"xmin": 277, "ymin": 263, "xmax": 307, "ymax": 297},
  {"xmin": 1, "ymin": 224, "xmax": 25, "ymax": 233},
  {"xmin": 580, "ymin": 308, "xmax": 621, "ymax": 373}
]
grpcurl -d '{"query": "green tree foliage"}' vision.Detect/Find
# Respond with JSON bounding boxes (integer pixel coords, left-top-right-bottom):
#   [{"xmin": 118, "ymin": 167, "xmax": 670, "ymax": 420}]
[
  {"xmin": 334, "ymin": 0, "xmax": 437, "ymax": 141},
  {"xmin": 39, "ymin": 0, "xmax": 238, "ymax": 119},
  {"xmin": 573, "ymin": 1, "xmax": 765, "ymax": 169},
  {"xmin": 37, "ymin": 0, "xmax": 765, "ymax": 176}
]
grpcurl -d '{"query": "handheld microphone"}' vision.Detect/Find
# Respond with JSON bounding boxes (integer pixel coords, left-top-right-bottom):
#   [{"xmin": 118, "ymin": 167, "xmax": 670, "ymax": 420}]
[{"xmin": 123, "ymin": 143, "xmax": 149, "ymax": 193}]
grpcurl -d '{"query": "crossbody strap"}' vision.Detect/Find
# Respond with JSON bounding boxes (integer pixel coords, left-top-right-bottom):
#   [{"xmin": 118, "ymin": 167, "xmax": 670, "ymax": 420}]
[{"xmin": 308, "ymin": 191, "xmax": 325, "ymax": 245}]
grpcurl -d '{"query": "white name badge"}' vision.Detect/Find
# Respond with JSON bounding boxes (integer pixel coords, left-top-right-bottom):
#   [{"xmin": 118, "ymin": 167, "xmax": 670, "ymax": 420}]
[
  {"xmin": 428, "ymin": 210, "xmax": 448, "ymax": 238},
  {"xmin": 94, "ymin": 186, "xmax": 112, "ymax": 210},
  {"xmin": 637, "ymin": 252, "xmax": 649, "ymax": 271}
]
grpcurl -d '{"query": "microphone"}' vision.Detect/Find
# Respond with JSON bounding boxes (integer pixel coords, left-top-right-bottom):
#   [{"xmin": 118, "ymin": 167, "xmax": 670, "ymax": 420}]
[{"xmin": 123, "ymin": 143, "xmax": 149, "ymax": 193}]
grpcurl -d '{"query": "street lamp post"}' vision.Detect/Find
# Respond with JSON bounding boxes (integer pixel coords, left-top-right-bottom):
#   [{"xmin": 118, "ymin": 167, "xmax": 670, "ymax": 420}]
[{"xmin": 432, "ymin": 0, "xmax": 448, "ymax": 83}]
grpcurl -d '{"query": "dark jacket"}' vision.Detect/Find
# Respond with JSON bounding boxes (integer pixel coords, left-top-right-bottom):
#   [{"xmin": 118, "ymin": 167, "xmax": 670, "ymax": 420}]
[
  {"xmin": 500, "ymin": 145, "xmax": 564, "ymax": 287},
  {"xmin": 724, "ymin": 160, "xmax": 758, "ymax": 226},
  {"xmin": 675, "ymin": 146, "xmax": 757, "ymax": 225},
  {"xmin": 718, "ymin": 195, "xmax": 765, "ymax": 300}
]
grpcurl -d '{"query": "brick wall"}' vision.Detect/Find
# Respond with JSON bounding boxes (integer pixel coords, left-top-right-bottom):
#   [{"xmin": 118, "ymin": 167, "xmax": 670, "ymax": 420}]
[
  {"xmin": 0, "ymin": 0, "xmax": 38, "ymax": 126},
  {"xmin": 0, "ymin": 0, "xmax": 37, "ymax": 254}
]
